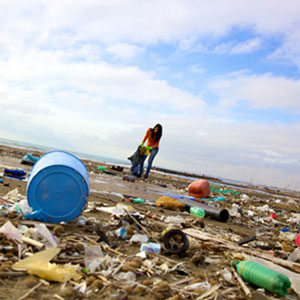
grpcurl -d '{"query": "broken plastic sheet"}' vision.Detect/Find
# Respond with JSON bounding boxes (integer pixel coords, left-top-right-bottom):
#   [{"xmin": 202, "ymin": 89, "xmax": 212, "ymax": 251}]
[
  {"xmin": 2, "ymin": 188, "xmax": 26, "ymax": 203},
  {"xmin": 35, "ymin": 223, "xmax": 58, "ymax": 248},
  {"xmin": 210, "ymin": 186, "xmax": 239, "ymax": 195},
  {"xmin": 96, "ymin": 203, "xmax": 134, "ymax": 217},
  {"xmin": 12, "ymin": 247, "xmax": 81, "ymax": 283},
  {"xmin": 0, "ymin": 220, "xmax": 23, "ymax": 241},
  {"xmin": 84, "ymin": 245, "xmax": 103, "ymax": 273}
]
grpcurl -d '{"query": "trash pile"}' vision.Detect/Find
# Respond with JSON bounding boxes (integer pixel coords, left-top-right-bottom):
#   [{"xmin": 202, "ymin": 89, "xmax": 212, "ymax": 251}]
[{"xmin": 0, "ymin": 154, "xmax": 300, "ymax": 299}]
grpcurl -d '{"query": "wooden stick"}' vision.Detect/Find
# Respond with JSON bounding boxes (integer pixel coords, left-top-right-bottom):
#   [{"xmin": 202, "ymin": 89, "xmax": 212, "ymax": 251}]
[
  {"xmin": 97, "ymin": 274, "xmax": 111, "ymax": 284},
  {"xmin": 184, "ymin": 228, "xmax": 300, "ymax": 273},
  {"xmin": 0, "ymin": 272, "xmax": 26, "ymax": 278},
  {"xmin": 21, "ymin": 236, "xmax": 44, "ymax": 248},
  {"xmin": 231, "ymin": 267, "xmax": 251, "ymax": 297},
  {"xmin": 127, "ymin": 214, "xmax": 159, "ymax": 243},
  {"xmin": 196, "ymin": 284, "xmax": 221, "ymax": 300},
  {"xmin": 101, "ymin": 243, "xmax": 125, "ymax": 257},
  {"xmin": 17, "ymin": 282, "xmax": 43, "ymax": 300},
  {"xmin": 54, "ymin": 295, "xmax": 65, "ymax": 300},
  {"xmin": 83, "ymin": 236, "xmax": 99, "ymax": 246}
]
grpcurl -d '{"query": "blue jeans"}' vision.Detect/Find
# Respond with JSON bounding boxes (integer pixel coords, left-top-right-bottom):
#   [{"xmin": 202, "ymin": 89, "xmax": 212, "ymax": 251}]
[{"xmin": 138, "ymin": 147, "xmax": 159, "ymax": 178}]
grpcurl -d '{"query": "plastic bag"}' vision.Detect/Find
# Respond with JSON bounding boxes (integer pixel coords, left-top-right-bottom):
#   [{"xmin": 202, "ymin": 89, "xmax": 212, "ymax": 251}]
[
  {"xmin": 11, "ymin": 199, "xmax": 33, "ymax": 216},
  {"xmin": 0, "ymin": 221, "xmax": 22, "ymax": 241},
  {"xmin": 130, "ymin": 234, "xmax": 148, "ymax": 243},
  {"xmin": 35, "ymin": 223, "xmax": 58, "ymax": 248},
  {"xmin": 84, "ymin": 245, "xmax": 103, "ymax": 273}
]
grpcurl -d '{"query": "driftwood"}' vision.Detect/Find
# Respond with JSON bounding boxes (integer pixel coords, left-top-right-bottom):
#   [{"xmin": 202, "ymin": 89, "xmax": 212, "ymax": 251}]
[
  {"xmin": 183, "ymin": 228, "xmax": 300, "ymax": 273},
  {"xmin": 231, "ymin": 267, "xmax": 251, "ymax": 297},
  {"xmin": 21, "ymin": 236, "xmax": 44, "ymax": 249},
  {"xmin": 196, "ymin": 284, "xmax": 221, "ymax": 300},
  {"xmin": 0, "ymin": 272, "xmax": 26, "ymax": 278},
  {"xmin": 16, "ymin": 280, "xmax": 48, "ymax": 300}
]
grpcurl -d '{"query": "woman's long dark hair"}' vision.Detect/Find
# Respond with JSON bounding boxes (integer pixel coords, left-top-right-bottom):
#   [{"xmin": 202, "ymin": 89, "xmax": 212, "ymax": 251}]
[{"xmin": 151, "ymin": 124, "xmax": 163, "ymax": 142}]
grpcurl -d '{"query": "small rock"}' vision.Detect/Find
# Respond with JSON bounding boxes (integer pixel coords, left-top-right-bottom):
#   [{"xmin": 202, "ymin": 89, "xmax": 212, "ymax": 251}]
[
  {"xmin": 142, "ymin": 279, "xmax": 154, "ymax": 286},
  {"xmin": 74, "ymin": 243, "xmax": 84, "ymax": 252},
  {"xmin": 122, "ymin": 264, "xmax": 137, "ymax": 273},
  {"xmin": 90, "ymin": 279, "xmax": 104, "ymax": 290},
  {"xmin": 23, "ymin": 276, "xmax": 39, "ymax": 288},
  {"xmin": 191, "ymin": 251, "xmax": 205, "ymax": 265},
  {"xmin": 133, "ymin": 285, "xmax": 148, "ymax": 296},
  {"xmin": 53, "ymin": 225, "xmax": 65, "ymax": 235},
  {"xmin": 153, "ymin": 281, "xmax": 171, "ymax": 293}
]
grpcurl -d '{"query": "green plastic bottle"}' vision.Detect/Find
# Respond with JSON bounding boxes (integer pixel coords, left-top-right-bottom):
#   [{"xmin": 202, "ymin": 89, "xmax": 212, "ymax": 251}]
[
  {"xmin": 129, "ymin": 198, "xmax": 145, "ymax": 204},
  {"xmin": 232, "ymin": 260, "xmax": 291, "ymax": 295},
  {"xmin": 190, "ymin": 207, "xmax": 205, "ymax": 218}
]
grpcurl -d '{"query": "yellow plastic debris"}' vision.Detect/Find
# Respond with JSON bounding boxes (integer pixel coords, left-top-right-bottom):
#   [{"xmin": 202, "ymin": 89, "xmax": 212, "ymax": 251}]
[
  {"xmin": 12, "ymin": 247, "xmax": 81, "ymax": 282},
  {"xmin": 155, "ymin": 196, "xmax": 186, "ymax": 210}
]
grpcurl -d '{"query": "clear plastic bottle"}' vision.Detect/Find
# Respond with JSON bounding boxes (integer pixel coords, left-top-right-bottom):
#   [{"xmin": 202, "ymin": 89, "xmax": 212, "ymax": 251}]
[
  {"xmin": 190, "ymin": 207, "xmax": 205, "ymax": 218},
  {"xmin": 232, "ymin": 260, "xmax": 291, "ymax": 295}
]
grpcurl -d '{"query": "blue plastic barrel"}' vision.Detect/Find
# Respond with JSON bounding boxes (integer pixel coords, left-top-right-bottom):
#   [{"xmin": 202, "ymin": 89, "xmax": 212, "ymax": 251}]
[{"xmin": 27, "ymin": 151, "xmax": 89, "ymax": 223}]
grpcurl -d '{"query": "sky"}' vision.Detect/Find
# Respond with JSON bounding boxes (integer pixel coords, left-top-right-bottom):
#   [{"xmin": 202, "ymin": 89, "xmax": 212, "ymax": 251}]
[{"xmin": 0, "ymin": 0, "xmax": 300, "ymax": 191}]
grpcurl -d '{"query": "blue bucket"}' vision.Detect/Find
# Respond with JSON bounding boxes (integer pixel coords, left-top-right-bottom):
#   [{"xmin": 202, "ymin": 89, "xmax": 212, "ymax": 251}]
[{"xmin": 27, "ymin": 151, "xmax": 89, "ymax": 223}]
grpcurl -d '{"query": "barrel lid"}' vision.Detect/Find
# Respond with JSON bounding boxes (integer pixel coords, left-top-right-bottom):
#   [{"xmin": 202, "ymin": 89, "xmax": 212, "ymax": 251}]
[{"xmin": 27, "ymin": 164, "xmax": 88, "ymax": 223}]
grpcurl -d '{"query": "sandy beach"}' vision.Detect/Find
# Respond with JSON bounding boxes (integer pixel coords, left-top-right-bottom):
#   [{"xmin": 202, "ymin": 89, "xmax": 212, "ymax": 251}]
[{"xmin": 0, "ymin": 144, "xmax": 300, "ymax": 300}]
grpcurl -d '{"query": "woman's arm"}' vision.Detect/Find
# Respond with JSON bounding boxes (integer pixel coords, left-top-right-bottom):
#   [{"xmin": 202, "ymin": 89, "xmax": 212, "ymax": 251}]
[{"xmin": 139, "ymin": 128, "xmax": 150, "ymax": 146}]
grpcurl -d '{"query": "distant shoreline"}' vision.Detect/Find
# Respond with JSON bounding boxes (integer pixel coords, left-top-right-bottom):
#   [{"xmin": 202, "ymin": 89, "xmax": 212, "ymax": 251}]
[
  {"xmin": 152, "ymin": 166, "xmax": 300, "ymax": 199},
  {"xmin": 1, "ymin": 138, "xmax": 300, "ymax": 199}
]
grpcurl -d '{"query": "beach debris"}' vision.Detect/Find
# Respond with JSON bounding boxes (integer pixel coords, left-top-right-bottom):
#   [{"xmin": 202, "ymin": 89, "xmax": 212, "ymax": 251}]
[
  {"xmin": 155, "ymin": 196, "xmax": 185, "ymax": 210},
  {"xmin": 296, "ymin": 232, "xmax": 300, "ymax": 248},
  {"xmin": 190, "ymin": 207, "xmax": 205, "ymax": 218},
  {"xmin": 140, "ymin": 242, "xmax": 161, "ymax": 254},
  {"xmin": 288, "ymin": 248, "xmax": 300, "ymax": 262},
  {"xmin": 4, "ymin": 168, "xmax": 26, "ymax": 180},
  {"xmin": 130, "ymin": 234, "xmax": 149, "ymax": 244},
  {"xmin": 162, "ymin": 229, "xmax": 189, "ymax": 255},
  {"xmin": 3, "ymin": 188, "xmax": 25, "ymax": 203},
  {"xmin": 232, "ymin": 260, "xmax": 291, "ymax": 295},
  {"xmin": 129, "ymin": 197, "xmax": 145, "ymax": 204},
  {"xmin": 1, "ymin": 145, "xmax": 300, "ymax": 300},
  {"xmin": 84, "ymin": 245, "xmax": 103, "ymax": 273},
  {"xmin": 97, "ymin": 166, "xmax": 107, "ymax": 171},
  {"xmin": 188, "ymin": 179, "xmax": 210, "ymax": 198},
  {"xmin": 111, "ymin": 165, "xmax": 124, "ymax": 172},
  {"xmin": 165, "ymin": 215, "xmax": 185, "ymax": 225},
  {"xmin": 27, "ymin": 151, "xmax": 89, "ymax": 223},
  {"xmin": 123, "ymin": 175, "xmax": 136, "ymax": 182},
  {"xmin": 12, "ymin": 248, "xmax": 81, "ymax": 282},
  {"xmin": 20, "ymin": 153, "xmax": 40, "ymax": 166}
]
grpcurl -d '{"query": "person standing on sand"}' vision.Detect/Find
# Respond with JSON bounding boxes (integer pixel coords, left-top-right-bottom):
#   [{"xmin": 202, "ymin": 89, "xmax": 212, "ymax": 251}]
[{"xmin": 137, "ymin": 124, "xmax": 163, "ymax": 179}]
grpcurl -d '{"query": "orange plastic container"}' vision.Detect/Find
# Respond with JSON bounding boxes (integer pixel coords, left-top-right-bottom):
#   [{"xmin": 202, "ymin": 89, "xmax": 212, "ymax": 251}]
[{"xmin": 188, "ymin": 179, "xmax": 210, "ymax": 198}]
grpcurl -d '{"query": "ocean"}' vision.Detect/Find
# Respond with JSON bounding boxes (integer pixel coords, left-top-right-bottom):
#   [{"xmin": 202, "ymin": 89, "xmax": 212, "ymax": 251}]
[
  {"xmin": 0, "ymin": 137, "xmax": 130, "ymax": 167},
  {"xmin": 1, "ymin": 137, "xmax": 298, "ymax": 195}
]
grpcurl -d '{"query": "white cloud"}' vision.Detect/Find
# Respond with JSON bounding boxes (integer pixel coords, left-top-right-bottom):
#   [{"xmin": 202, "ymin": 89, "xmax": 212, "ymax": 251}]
[
  {"xmin": 0, "ymin": 1, "xmax": 300, "ymax": 65},
  {"xmin": 211, "ymin": 73, "xmax": 300, "ymax": 111},
  {"xmin": 106, "ymin": 43, "xmax": 144, "ymax": 59},
  {"xmin": 189, "ymin": 65, "xmax": 205, "ymax": 74},
  {"xmin": 214, "ymin": 38, "xmax": 262, "ymax": 54},
  {"xmin": 230, "ymin": 38, "xmax": 262, "ymax": 54},
  {"xmin": 0, "ymin": 1, "xmax": 300, "ymax": 191}
]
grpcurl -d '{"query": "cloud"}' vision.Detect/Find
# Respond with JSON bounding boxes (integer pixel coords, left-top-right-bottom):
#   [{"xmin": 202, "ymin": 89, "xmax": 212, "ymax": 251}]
[
  {"xmin": 268, "ymin": 31, "xmax": 300, "ymax": 68},
  {"xmin": 1, "ymin": 1, "xmax": 300, "ymax": 66},
  {"xmin": 1, "ymin": 1, "xmax": 300, "ymax": 191},
  {"xmin": 214, "ymin": 38, "xmax": 262, "ymax": 54},
  {"xmin": 211, "ymin": 73, "xmax": 300, "ymax": 111},
  {"xmin": 106, "ymin": 43, "xmax": 144, "ymax": 59},
  {"xmin": 189, "ymin": 64, "xmax": 205, "ymax": 74}
]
